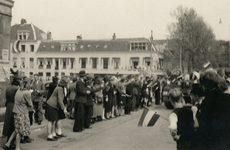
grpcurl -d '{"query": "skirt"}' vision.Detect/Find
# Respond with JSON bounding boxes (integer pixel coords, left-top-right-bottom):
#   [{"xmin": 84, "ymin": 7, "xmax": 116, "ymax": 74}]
[
  {"xmin": 45, "ymin": 104, "xmax": 58, "ymax": 122},
  {"xmin": 58, "ymin": 108, "xmax": 66, "ymax": 120},
  {"xmin": 14, "ymin": 113, "xmax": 30, "ymax": 137}
]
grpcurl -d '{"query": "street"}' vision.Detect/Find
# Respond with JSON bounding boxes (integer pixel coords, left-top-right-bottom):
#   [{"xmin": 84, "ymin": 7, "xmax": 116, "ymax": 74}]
[{"xmin": 17, "ymin": 104, "xmax": 175, "ymax": 150}]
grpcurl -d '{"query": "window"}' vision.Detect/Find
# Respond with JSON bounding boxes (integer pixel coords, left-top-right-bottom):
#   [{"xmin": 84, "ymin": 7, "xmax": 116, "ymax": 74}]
[
  {"xmin": 81, "ymin": 58, "xmax": 87, "ymax": 69},
  {"xmin": 131, "ymin": 43, "xmax": 147, "ymax": 50},
  {"xmin": 62, "ymin": 58, "xmax": 67, "ymax": 69},
  {"xmin": 103, "ymin": 58, "xmax": 109, "ymax": 69},
  {"xmin": 104, "ymin": 45, "xmax": 108, "ymax": 49},
  {"xmin": 130, "ymin": 57, "xmax": 139, "ymax": 69},
  {"xmin": 144, "ymin": 57, "xmax": 151, "ymax": 67},
  {"xmin": 46, "ymin": 72, "xmax": 51, "ymax": 81},
  {"xmin": 38, "ymin": 72, "xmax": 43, "ymax": 78},
  {"xmin": 61, "ymin": 43, "xmax": 76, "ymax": 51},
  {"xmin": 18, "ymin": 31, "xmax": 28, "ymax": 40},
  {"xmin": 46, "ymin": 58, "xmax": 52, "ymax": 69},
  {"xmin": 70, "ymin": 58, "xmax": 74, "ymax": 69},
  {"xmin": 113, "ymin": 58, "xmax": 120, "ymax": 69},
  {"xmin": 13, "ymin": 58, "xmax": 17, "ymax": 68},
  {"xmin": 38, "ymin": 58, "xmax": 44, "ymax": 69},
  {"xmin": 55, "ymin": 59, "xmax": 59, "ymax": 70},
  {"xmin": 92, "ymin": 58, "xmax": 97, "ymax": 69},
  {"xmin": 21, "ymin": 58, "xmax": 25, "ymax": 68},
  {"xmin": 21, "ymin": 45, "xmax": 26, "ymax": 52},
  {"xmin": 30, "ymin": 58, "xmax": 34, "ymax": 68},
  {"xmin": 30, "ymin": 45, "xmax": 34, "ymax": 52}
]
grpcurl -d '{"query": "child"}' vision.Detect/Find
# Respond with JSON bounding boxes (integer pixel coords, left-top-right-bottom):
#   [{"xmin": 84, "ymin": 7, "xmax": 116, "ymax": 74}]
[{"xmin": 168, "ymin": 88, "xmax": 195, "ymax": 150}]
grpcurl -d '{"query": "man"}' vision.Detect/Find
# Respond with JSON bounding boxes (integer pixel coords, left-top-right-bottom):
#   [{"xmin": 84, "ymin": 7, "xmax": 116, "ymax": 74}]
[
  {"xmin": 73, "ymin": 70, "xmax": 91, "ymax": 132},
  {"xmin": 68, "ymin": 77, "xmax": 78, "ymax": 119},
  {"xmin": 31, "ymin": 74, "xmax": 45, "ymax": 125}
]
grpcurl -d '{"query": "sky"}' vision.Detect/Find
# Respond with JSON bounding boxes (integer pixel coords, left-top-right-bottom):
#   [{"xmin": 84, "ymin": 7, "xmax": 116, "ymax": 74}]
[{"xmin": 11, "ymin": 0, "xmax": 230, "ymax": 41}]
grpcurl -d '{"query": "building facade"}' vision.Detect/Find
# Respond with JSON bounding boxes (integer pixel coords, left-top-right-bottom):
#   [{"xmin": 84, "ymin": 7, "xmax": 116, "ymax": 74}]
[
  {"xmin": 10, "ymin": 19, "xmax": 49, "ymax": 78},
  {"xmin": 10, "ymin": 22, "xmax": 166, "ymax": 81}
]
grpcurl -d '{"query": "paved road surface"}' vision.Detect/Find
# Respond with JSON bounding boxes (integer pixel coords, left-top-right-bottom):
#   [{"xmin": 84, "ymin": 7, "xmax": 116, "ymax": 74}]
[{"xmin": 2, "ymin": 104, "xmax": 176, "ymax": 150}]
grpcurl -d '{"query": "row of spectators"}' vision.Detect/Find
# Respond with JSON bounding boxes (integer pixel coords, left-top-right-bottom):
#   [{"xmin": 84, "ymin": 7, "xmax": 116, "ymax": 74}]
[{"xmin": 2, "ymin": 70, "xmax": 164, "ymax": 149}]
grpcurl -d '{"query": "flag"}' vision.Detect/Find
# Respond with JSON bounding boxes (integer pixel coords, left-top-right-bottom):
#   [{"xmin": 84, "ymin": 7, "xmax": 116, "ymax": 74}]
[{"xmin": 138, "ymin": 106, "xmax": 160, "ymax": 127}]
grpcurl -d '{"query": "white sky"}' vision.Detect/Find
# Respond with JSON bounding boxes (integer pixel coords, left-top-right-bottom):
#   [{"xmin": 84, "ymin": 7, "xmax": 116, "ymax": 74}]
[{"xmin": 11, "ymin": 0, "xmax": 230, "ymax": 41}]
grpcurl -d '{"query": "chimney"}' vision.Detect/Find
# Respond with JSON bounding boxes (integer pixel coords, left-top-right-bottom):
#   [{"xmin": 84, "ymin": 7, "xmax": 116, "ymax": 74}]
[
  {"xmin": 47, "ymin": 32, "xmax": 52, "ymax": 40},
  {"xmin": 112, "ymin": 33, "xmax": 116, "ymax": 40},
  {"xmin": 20, "ymin": 18, "xmax": 27, "ymax": 25},
  {"xmin": 77, "ymin": 35, "xmax": 82, "ymax": 40}
]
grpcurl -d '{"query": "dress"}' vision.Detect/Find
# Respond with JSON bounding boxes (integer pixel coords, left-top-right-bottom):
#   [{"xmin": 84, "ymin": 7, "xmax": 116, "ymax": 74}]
[
  {"xmin": 2, "ymin": 85, "xmax": 19, "ymax": 138},
  {"xmin": 13, "ymin": 89, "xmax": 33, "ymax": 136}
]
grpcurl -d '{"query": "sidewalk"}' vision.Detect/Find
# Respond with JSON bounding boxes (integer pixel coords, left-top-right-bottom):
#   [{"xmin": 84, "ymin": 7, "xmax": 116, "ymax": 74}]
[{"xmin": 0, "ymin": 117, "xmax": 48, "ymax": 150}]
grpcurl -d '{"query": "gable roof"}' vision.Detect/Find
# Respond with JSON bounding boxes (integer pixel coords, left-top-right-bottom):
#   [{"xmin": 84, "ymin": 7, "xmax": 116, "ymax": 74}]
[{"xmin": 10, "ymin": 23, "xmax": 46, "ymax": 40}]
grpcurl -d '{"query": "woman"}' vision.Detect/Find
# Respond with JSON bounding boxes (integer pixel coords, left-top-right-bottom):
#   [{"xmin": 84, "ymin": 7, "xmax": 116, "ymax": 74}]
[
  {"xmin": 195, "ymin": 70, "xmax": 230, "ymax": 149},
  {"xmin": 2, "ymin": 76, "xmax": 21, "ymax": 148},
  {"xmin": 4, "ymin": 77, "xmax": 33, "ymax": 150},
  {"xmin": 92, "ymin": 77, "xmax": 104, "ymax": 122},
  {"xmin": 45, "ymin": 78, "xmax": 68, "ymax": 141}
]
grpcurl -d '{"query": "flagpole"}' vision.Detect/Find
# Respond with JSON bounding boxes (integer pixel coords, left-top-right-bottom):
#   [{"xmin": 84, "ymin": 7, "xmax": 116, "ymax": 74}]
[{"xmin": 150, "ymin": 30, "xmax": 153, "ymax": 76}]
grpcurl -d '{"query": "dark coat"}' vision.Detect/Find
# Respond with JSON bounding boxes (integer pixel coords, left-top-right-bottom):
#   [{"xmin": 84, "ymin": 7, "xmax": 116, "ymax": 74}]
[
  {"xmin": 75, "ymin": 79, "xmax": 87, "ymax": 103},
  {"xmin": 3, "ymin": 85, "xmax": 19, "ymax": 136},
  {"xmin": 196, "ymin": 92, "xmax": 230, "ymax": 149}
]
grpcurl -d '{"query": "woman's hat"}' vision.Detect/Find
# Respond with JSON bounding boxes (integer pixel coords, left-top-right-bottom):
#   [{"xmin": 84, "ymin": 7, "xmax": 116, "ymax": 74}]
[{"xmin": 79, "ymin": 70, "xmax": 87, "ymax": 77}]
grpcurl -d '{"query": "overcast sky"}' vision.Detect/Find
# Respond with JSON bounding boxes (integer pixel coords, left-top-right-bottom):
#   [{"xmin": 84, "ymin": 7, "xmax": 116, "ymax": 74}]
[{"xmin": 11, "ymin": 0, "xmax": 230, "ymax": 41}]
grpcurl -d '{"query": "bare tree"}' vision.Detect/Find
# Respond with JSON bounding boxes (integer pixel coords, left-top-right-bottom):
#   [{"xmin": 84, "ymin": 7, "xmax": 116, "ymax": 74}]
[{"xmin": 167, "ymin": 6, "xmax": 215, "ymax": 73}]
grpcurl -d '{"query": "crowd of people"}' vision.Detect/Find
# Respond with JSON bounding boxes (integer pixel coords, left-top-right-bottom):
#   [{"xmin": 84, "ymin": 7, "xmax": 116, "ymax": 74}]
[
  {"xmin": 2, "ymin": 70, "xmax": 164, "ymax": 150},
  {"xmin": 168, "ymin": 66, "xmax": 230, "ymax": 150},
  {"xmin": 4, "ymin": 63, "xmax": 230, "ymax": 150}
]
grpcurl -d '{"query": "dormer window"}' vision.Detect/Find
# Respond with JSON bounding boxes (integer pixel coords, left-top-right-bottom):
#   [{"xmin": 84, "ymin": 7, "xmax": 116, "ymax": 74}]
[
  {"xmin": 80, "ymin": 45, "xmax": 84, "ymax": 49},
  {"xmin": 130, "ymin": 42, "xmax": 147, "ymax": 51},
  {"xmin": 88, "ymin": 45, "xmax": 91, "ymax": 48},
  {"xmin": 17, "ymin": 30, "xmax": 29, "ymax": 40},
  {"xmin": 96, "ymin": 45, "xmax": 100, "ymax": 48},
  {"xmin": 60, "ymin": 43, "xmax": 76, "ymax": 51}
]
